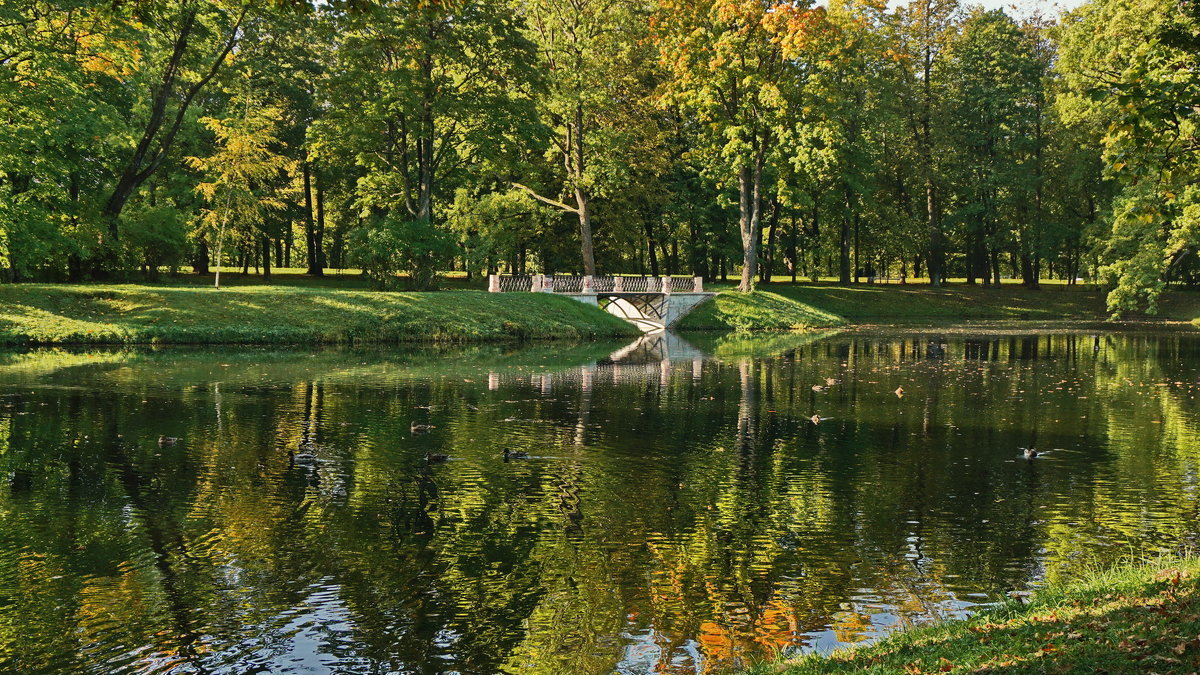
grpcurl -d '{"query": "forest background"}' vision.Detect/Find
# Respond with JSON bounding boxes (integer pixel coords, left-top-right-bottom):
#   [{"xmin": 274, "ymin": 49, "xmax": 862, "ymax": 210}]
[{"xmin": 2, "ymin": 0, "xmax": 1198, "ymax": 316}]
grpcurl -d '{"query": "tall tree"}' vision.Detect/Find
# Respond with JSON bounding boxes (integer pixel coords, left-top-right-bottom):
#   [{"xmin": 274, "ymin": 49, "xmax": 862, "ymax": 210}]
[
  {"xmin": 103, "ymin": 1, "xmax": 249, "ymax": 239},
  {"xmin": 655, "ymin": 0, "xmax": 829, "ymax": 291},
  {"xmin": 510, "ymin": 0, "xmax": 656, "ymax": 276},
  {"xmin": 315, "ymin": 0, "xmax": 536, "ymax": 285},
  {"xmin": 943, "ymin": 9, "xmax": 1041, "ymax": 286},
  {"xmin": 1057, "ymin": 0, "xmax": 1200, "ymax": 312},
  {"xmin": 892, "ymin": 0, "xmax": 957, "ymax": 285},
  {"xmin": 187, "ymin": 85, "xmax": 288, "ymax": 288}
]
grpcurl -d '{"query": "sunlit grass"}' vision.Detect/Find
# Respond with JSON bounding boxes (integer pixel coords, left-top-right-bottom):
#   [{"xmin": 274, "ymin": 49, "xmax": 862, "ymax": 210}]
[
  {"xmin": 0, "ymin": 284, "xmax": 639, "ymax": 345},
  {"xmin": 677, "ymin": 290, "xmax": 846, "ymax": 331}
]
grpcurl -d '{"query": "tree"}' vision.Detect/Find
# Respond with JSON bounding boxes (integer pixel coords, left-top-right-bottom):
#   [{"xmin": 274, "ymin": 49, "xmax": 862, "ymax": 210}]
[
  {"xmin": 655, "ymin": 0, "xmax": 830, "ymax": 291},
  {"xmin": 891, "ymin": 0, "xmax": 958, "ymax": 285},
  {"xmin": 510, "ymin": 0, "xmax": 658, "ymax": 277},
  {"xmin": 315, "ymin": 0, "xmax": 537, "ymax": 251},
  {"xmin": 103, "ymin": 0, "xmax": 249, "ymax": 241},
  {"xmin": 942, "ymin": 9, "xmax": 1041, "ymax": 286},
  {"xmin": 1057, "ymin": 0, "xmax": 1200, "ymax": 313},
  {"xmin": 186, "ymin": 85, "xmax": 289, "ymax": 288}
]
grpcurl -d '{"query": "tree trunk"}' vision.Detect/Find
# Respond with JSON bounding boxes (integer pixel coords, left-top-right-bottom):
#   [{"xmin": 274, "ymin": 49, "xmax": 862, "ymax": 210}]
[
  {"xmin": 737, "ymin": 156, "xmax": 764, "ymax": 293},
  {"xmin": 839, "ymin": 189, "xmax": 852, "ymax": 285},
  {"xmin": 1020, "ymin": 253, "xmax": 1037, "ymax": 288},
  {"xmin": 922, "ymin": 41, "xmax": 944, "ymax": 287},
  {"xmin": 303, "ymin": 161, "xmax": 322, "ymax": 276},
  {"xmin": 760, "ymin": 197, "xmax": 780, "ymax": 284},
  {"xmin": 688, "ymin": 216, "xmax": 708, "ymax": 280},
  {"xmin": 790, "ymin": 213, "xmax": 799, "ymax": 284},
  {"xmin": 261, "ymin": 235, "xmax": 272, "ymax": 280},
  {"xmin": 195, "ymin": 237, "xmax": 210, "ymax": 276},
  {"xmin": 644, "ymin": 218, "xmax": 660, "ymax": 277},
  {"xmin": 315, "ymin": 179, "xmax": 327, "ymax": 270},
  {"xmin": 574, "ymin": 102, "xmax": 596, "ymax": 276},
  {"xmin": 967, "ymin": 222, "xmax": 981, "ymax": 285}
]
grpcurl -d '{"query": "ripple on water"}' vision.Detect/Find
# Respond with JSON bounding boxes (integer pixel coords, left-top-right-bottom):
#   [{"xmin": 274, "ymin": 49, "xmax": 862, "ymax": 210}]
[{"xmin": 2, "ymin": 333, "xmax": 1200, "ymax": 673}]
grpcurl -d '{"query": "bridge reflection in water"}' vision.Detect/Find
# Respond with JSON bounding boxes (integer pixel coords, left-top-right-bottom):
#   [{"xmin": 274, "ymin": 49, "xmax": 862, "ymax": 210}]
[{"xmin": 5, "ymin": 331, "xmax": 1199, "ymax": 673}]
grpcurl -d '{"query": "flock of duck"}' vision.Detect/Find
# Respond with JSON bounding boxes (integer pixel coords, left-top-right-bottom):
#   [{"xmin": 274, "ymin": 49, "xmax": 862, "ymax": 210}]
[
  {"xmin": 275, "ymin": 420, "xmax": 532, "ymax": 467},
  {"xmin": 806, "ymin": 378, "xmax": 1042, "ymax": 460},
  {"xmin": 161, "ymin": 372, "xmax": 1044, "ymax": 466}
]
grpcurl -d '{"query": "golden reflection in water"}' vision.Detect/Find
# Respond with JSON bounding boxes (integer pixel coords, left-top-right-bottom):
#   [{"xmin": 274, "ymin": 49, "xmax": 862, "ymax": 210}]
[{"xmin": 0, "ymin": 330, "xmax": 1199, "ymax": 673}]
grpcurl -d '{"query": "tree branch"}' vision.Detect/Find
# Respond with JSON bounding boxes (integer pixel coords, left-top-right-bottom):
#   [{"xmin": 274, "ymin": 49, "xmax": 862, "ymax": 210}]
[{"xmin": 512, "ymin": 182, "xmax": 580, "ymax": 214}]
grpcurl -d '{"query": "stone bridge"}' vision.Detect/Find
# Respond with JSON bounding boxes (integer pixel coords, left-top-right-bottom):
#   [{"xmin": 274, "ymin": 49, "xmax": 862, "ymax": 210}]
[{"xmin": 488, "ymin": 274, "xmax": 715, "ymax": 331}]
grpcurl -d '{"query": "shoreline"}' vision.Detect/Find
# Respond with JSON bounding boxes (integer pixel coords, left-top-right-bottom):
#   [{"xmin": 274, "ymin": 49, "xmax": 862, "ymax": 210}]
[
  {"xmin": 0, "ymin": 283, "xmax": 1197, "ymax": 347},
  {"xmin": 747, "ymin": 556, "xmax": 1200, "ymax": 674}
]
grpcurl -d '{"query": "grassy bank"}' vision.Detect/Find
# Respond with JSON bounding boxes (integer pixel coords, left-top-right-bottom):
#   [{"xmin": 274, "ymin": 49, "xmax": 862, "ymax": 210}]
[
  {"xmin": 677, "ymin": 290, "xmax": 847, "ymax": 331},
  {"xmin": 750, "ymin": 556, "xmax": 1200, "ymax": 674},
  {"xmin": 682, "ymin": 283, "xmax": 1200, "ymax": 331},
  {"xmin": 0, "ymin": 285, "xmax": 639, "ymax": 345}
]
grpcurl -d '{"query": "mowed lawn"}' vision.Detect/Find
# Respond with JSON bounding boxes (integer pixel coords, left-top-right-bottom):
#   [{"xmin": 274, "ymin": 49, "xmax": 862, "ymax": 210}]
[
  {"xmin": 0, "ymin": 284, "xmax": 638, "ymax": 345},
  {"xmin": 704, "ymin": 281, "xmax": 1200, "ymax": 322}
]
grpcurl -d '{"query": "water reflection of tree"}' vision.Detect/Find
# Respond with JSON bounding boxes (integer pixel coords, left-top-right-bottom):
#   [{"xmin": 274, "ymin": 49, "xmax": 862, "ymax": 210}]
[{"xmin": 1, "ymin": 333, "xmax": 1200, "ymax": 672}]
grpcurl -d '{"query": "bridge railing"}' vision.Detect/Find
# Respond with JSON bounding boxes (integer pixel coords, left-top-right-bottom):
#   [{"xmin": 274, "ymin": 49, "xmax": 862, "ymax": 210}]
[
  {"xmin": 495, "ymin": 275, "xmax": 535, "ymax": 292},
  {"xmin": 488, "ymin": 274, "xmax": 704, "ymax": 294}
]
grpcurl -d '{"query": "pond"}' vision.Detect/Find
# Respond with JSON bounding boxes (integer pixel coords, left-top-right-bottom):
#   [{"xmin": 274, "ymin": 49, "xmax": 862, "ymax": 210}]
[{"xmin": 2, "ymin": 328, "xmax": 1200, "ymax": 674}]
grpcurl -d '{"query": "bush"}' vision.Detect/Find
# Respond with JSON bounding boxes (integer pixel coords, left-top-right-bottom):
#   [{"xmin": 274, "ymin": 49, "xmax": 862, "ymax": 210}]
[
  {"xmin": 349, "ymin": 215, "xmax": 455, "ymax": 290},
  {"xmin": 122, "ymin": 203, "xmax": 190, "ymax": 278}
]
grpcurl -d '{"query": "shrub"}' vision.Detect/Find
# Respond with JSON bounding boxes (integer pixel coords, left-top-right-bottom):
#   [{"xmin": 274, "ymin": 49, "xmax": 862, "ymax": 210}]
[{"xmin": 349, "ymin": 215, "xmax": 455, "ymax": 290}]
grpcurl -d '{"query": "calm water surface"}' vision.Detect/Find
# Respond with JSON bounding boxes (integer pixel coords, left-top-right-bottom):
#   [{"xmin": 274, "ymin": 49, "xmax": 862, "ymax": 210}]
[{"xmin": 3, "ymin": 328, "xmax": 1200, "ymax": 674}]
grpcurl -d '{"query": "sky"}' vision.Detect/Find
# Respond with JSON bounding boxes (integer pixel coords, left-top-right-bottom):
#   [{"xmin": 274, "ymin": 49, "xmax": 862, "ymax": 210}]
[{"xmin": 890, "ymin": 0, "xmax": 1088, "ymax": 18}]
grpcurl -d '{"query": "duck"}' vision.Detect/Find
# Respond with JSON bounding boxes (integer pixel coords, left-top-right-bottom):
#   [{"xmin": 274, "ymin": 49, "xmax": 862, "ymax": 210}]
[
  {"xmin": 811, "ymin": 384, "xmax": 825, "ymax": 392},
  {"xmin": 895, "ymin": 386, "xmax": 905, "ymax": 397},
  {"xmin": 1024, "ymin": 448, "xmax": 1039, "ymax": 459},
  {"xmin": 824, "ymin": 377, "xmax": 841, "ymax": 386},
  {"xmin": 425, "ymin": 452, "xmax": 449, "ymax": 463},
  {"xmin": 289, "ymin": 450, "xmax": 318, "ymax": 467},
  {"xmin": 411, "ymin": 422, "xmax": 435, "ymax": 433},
  {"xmin": 810, "ymin": 414, "xmax": 832, "ymax": 425},
  {"xmin": 158, "ymin": 435, "xmax": 179, "ymax": 446},
  {"xmin": 503, "ymin": 448, "xmax": 529, "ymax": 460}
]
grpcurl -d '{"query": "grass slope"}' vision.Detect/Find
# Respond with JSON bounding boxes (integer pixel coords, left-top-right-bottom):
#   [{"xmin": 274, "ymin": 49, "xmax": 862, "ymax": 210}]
[
  {"xmin": 0, "ymin": 285, "xmax": 639, "ymax": 345},
  {"xmin": 677, "ymin": 290, "xmax": 847, "ymax": 331},
  {"xmin": 686, "ymin": 283, "xmax": 1200, "ymax": 330},
  {"xmin": 750, "ymin": 557, "xmax": 1200, "ymax": 674}
]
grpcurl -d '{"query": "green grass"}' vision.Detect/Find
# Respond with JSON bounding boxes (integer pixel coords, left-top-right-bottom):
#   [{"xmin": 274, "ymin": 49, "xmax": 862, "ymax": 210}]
[
  {"xmin": 677, "ymin": 290, "xmax": 847, "ymax": 331},
  {"xmin": 748, "ymin": 556, "xmax": 1200, "ymax": 674},
  {"xmin": 5, "ymin": 276, "xmax": 1198, "ymax": 345},
  {"xmin": 696, "ymin": 282, "xmax": 1200, "ymax": 325},
  {"xmin": 0, "ymin": 284, "xmax": 639, "ymax": 345}
]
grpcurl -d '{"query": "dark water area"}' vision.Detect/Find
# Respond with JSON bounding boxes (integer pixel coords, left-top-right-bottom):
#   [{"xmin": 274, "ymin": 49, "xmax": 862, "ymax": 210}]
[{"xmin": 2, "ymin": 328, "xmax": 1200, "ymax": 674}]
